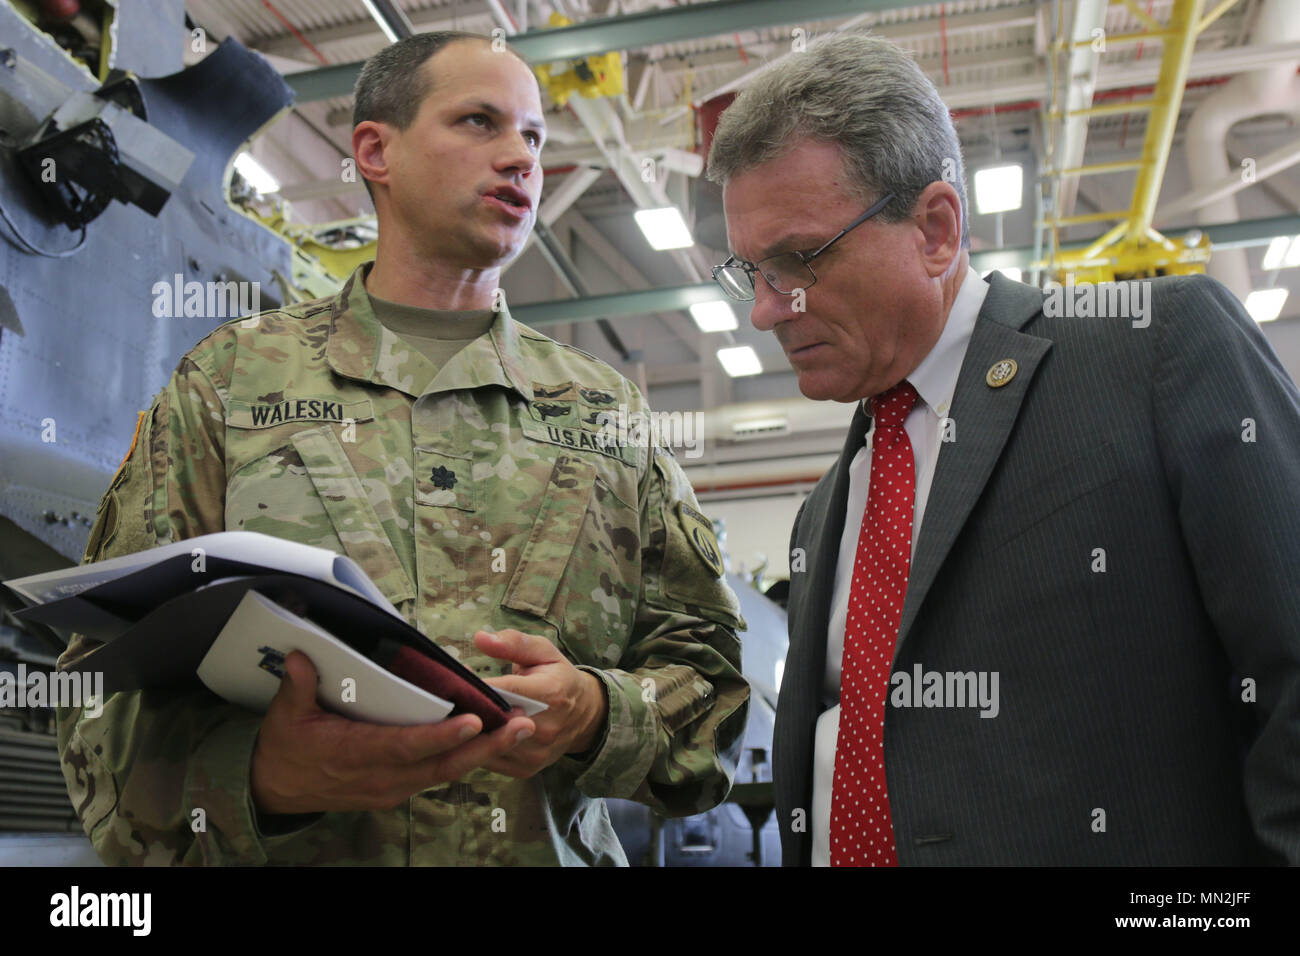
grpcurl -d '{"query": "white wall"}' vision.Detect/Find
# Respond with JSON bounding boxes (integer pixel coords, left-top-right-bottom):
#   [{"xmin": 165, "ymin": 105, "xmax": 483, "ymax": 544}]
[{"xmin": 703, "ymin": 493, "xmax": 809, "ymax": 583}]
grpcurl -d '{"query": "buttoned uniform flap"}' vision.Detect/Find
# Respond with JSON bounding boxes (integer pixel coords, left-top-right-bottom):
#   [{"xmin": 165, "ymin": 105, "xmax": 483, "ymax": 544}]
[
  {"xmin": 223, "ymin": 423, "xmax": 415, "ymax": 608},
  {"xmin": 649, "ymin": 448, "xmax": 745, "ymax": 633},
  {"xmin": 987, "ymin": 440, "xmax": 1122, "ymax": 552},
  {"xmin": 500, "ymin": 454, "xmax": 640, "ymax": 669},
  {"xmin": 415, "ymin": 448, "xmax": 476, "ymax": 512},
  {"xmin": 515, "ymin": 395, "xmax": 642, "ymax": 511}
]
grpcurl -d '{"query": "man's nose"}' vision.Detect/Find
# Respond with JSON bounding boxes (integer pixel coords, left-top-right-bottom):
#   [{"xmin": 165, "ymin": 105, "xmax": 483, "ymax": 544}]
[
  {"xmin": 496, "ymin": 130, "xmax": 538, "ymax": 178},
  {"xmin": 748, "ymin": 278, "xmax": 798, "ymax": 333}
]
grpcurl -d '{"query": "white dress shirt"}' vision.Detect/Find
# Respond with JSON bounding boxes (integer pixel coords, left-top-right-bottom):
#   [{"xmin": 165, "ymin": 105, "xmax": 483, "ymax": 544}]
[{"xmin": 810, "ymin": 266, "xmax": 989, "ymax": 866}]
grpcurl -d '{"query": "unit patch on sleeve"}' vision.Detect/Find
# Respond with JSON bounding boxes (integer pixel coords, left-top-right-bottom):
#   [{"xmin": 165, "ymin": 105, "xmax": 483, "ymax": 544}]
[{"xmin": 677, "ymin": 502, "xmax": 724, "ymax": 577}]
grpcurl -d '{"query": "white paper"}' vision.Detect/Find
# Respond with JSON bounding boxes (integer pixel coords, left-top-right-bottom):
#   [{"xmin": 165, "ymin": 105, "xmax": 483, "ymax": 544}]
[
  {"xmin": 198, "ymin": 590, "xmax": 456, "ymax": 725},
  {"xmin": 4, "ymin": 531, "xmax": 402, "ymax": 618}
]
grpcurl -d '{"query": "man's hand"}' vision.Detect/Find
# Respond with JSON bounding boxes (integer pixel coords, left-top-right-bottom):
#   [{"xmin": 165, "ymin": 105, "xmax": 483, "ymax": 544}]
[
  {"xmin": 476, "ymin": 629, "xmax": 608, "ymax": 778},
  {"xmin": 250, "ymin": 651, "xmax": 536, "ymax": 815}
]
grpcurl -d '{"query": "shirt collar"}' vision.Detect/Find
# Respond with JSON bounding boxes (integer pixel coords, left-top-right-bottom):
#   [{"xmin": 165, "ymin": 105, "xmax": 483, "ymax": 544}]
[
  {"xmin": 325, "ymin": 262, "xmax": 535, "ymax": 400},
  {"xmin": 863, "ymin": 264, "xmax": 988, "ymax": 419}
]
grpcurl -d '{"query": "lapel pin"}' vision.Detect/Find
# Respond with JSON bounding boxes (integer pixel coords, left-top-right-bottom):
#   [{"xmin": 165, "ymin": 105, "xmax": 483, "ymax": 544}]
[{"xmin": 986, "ymin": 359, "xmax": 1018, "ymax": 388}]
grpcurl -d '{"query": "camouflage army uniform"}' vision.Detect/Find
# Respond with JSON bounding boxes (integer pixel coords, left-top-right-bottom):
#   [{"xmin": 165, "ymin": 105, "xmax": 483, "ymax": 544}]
[{"xmin": 55, "ymin": 263, "xmax": 749, "ymax": 865}]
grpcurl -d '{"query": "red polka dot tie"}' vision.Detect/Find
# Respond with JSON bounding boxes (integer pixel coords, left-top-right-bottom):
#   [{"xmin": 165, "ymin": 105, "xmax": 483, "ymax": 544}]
[{"xmin": 830, "ymin": 380, "xmax": 918, "ymax": 867}]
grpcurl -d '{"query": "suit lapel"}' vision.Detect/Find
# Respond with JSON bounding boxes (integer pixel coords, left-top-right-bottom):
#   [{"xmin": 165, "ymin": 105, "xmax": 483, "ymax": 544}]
[{"xmin": 896, "ymin": 275, "xmax": 1052, "ymax": 649}]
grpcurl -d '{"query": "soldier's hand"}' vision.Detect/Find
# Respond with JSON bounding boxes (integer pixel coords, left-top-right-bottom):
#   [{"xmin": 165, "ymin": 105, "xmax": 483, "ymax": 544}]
[
  {"xmin": 476, "ymin": 629, "xmax": 607, "ymax": 778},
  {"xmin": 250, "ymin": 650, "xmax": 536, "ymax": 814}
]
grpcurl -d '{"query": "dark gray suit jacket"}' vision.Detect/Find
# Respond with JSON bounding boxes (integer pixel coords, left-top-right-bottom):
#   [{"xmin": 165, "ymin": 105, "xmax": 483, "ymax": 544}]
[{"xmin": 776, "ymin": 272, "xmax": 1300, "ymax": 865}]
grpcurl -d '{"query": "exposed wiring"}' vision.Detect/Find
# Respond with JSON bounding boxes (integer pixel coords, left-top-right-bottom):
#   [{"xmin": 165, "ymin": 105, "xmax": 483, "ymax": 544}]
[{"xmin": 0, "ymin": 195, "xmax": 87, "ymax": 257}]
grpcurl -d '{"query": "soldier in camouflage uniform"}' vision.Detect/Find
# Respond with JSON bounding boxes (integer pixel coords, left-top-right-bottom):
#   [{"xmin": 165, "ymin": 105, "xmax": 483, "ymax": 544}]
[{"xmin": 54, "ymin": 31, "xmax": 748, "ymax": 865}]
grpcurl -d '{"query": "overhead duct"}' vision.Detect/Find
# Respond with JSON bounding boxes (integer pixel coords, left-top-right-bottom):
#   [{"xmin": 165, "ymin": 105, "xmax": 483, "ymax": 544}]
[{"xmin": 1184, "ymin": 0, "xmax": 1300, "ymax": 300}]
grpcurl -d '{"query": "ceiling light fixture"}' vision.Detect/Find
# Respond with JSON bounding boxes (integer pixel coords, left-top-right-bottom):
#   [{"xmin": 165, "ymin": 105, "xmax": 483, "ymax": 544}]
[
  {"xmin": 634, "ymin": 207, "xmax": 694, "ymax": 250},
  {"xmin": 717, "ymin": 345, "xmax": 762, "ymax": 377},
  {"xmin": 689, "ymin": 300, "xmax": 738, "ymax": 332},
  {"xmin": 973, "ymin": 164, "xmax": 1023, "ymax": 214},
  {"xmin": 1244, "ymin": 288, "xmax": 1289, "ymax": 323},
  {"xmin": 234, "ymin": 152, "xmax": 279, "ymax": 195}
]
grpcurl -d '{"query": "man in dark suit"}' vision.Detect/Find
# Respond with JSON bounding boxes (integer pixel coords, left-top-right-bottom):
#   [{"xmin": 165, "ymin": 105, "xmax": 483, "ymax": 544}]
[{"xmin": 706, "ymin": 32, "xmax": 1300, "ymax": 865}]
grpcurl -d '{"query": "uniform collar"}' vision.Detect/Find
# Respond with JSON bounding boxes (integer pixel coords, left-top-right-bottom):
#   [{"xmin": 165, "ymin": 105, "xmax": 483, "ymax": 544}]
[{"xmin": 326, "ymin": 262, "xmax": 536, "ymax": 400}]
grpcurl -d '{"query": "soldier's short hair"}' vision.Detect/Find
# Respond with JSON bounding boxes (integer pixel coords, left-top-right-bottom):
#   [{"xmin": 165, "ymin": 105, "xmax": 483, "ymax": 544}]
[
  {"xmin": 706, "ymin": 32, "xmax": 970, "ymax": 249},
  {"xmin": 351, "ymin": 31, "xmax": 530, "ymax": 200}
]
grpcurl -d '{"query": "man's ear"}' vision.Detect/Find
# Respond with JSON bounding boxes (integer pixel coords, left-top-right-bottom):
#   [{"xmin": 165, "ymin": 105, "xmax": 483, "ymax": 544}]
[
  {"xmin": 352, "ymin": 120, "xmax": 393, "ymax": 194},
  {"xmin": 913, "ymin": 180, "xmax": 963, "ymax": 279}
]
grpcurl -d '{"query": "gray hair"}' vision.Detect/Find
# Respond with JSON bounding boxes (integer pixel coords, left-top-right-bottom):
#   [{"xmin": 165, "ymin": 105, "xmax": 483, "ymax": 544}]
[{"xmin": 706, "ymin": 32, "xmax": 969, "ymax": 249}]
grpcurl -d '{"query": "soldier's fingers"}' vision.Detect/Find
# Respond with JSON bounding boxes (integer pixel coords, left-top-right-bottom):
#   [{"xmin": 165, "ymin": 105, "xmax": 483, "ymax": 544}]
[
  {"xmin": 474, "ymin": 629, "xmax": 562, "ymax": 668},
  {"xmin": 275, "ymin": 650, "xmax": 323, "ymax": 715},
  {"xmin": 409, "ymin": 716, "xmax": 535, "ymax": 788},
  {"xmin": 481, "ymin": 673, "xmax": 532, "ymax": 698},
  {"xmin": 367, "ymin": 713, "xmax": 485, "ymax": 766}
]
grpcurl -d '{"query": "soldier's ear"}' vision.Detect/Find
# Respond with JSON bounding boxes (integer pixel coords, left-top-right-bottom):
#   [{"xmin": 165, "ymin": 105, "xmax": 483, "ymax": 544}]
[{"xmin": 353, "ymin": 121, "xmax": 394, "ymax": 194}]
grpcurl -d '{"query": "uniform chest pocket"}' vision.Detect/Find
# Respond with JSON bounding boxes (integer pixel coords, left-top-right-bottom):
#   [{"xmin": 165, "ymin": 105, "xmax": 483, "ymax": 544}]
[
  {"xmin": 501, "ymin": 454, "xmax": 641, "ymax": 668},
  {"xmin": 225, "ymin": 425, "xmax": 416, "ymax": 607}
]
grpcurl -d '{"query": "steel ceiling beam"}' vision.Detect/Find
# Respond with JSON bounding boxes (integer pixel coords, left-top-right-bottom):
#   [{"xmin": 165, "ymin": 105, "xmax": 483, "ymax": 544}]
[
  {"xmin": 511, "ymin": 282, "xmax": 728, "ymax": 326},
  {"xmin": 507, "ymin": 213, "xmax": 1300, "ymax": 325},
  {"xmin": 285, "ymin": 0, "xmax": 935, "ymax": 102}
]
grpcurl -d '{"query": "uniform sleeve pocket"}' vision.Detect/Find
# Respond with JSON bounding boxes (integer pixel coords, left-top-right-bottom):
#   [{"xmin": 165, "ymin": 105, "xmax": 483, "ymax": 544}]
[
  {"xmin": 61, "ymin": 726, "xmax": 119, "ymax": 836},
  {"xmin": 651, "ymin": 450, "xmax": 745, "ymax": 631}
]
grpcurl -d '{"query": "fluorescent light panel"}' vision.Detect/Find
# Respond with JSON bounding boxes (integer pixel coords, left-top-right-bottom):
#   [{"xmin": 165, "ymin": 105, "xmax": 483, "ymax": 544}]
[
  {"xmin": 361, "ymin": 0, "xmax": 401, "ymax": 43},
  {"xmin": 634, "ymin": 207, "xmax": 694, "ymax": 250},
  {"xmin": 973, "ymin": 164, "xmax": 1023, "ymax": 214},
  {"xmin": 689, "ymin": 301, "xmax": 738, "ymax": 332},
  {"xmin": 1244, "ymin": 288, "xmax": 1288, "ymax": 323},
  {"xmin": 717, "ymin": 345, "xmax": 762, "ymax": 377},
  {"xmin": 1262, "ymin": 236, "xmax": 1291, "ymax": 271},
  {"xmin": 1261, "ymin": 234, "xmax": 1300, "ymax": 270},
  {"xmin": 1284, "ymin": 235, "xmax": 1300, "ymax": 269},
  {"xmin": 234, "ymin": 152, "xmax": 279, "ymax": 194}
]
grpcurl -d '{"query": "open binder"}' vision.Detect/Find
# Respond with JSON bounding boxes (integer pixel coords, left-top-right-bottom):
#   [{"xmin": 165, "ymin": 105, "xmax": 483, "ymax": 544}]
[{"xmin": 3, "ymin": 532, "xmax": 544, "ymax": 728}]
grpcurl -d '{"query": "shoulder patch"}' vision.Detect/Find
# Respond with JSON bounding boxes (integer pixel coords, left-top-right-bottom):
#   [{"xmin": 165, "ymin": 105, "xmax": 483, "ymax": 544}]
[
  {"xmin": 111, "ymin": 410, "xmax": 147, "ymax": 488},
  {"xmin": 677, "ymin": 502, "xmax": 724, "ymax": 577}
]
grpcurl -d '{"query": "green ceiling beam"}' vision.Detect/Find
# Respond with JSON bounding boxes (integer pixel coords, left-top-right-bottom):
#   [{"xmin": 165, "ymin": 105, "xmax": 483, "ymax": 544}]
[
  {"xmin": 285, "ymin": 0, "xmax": 927, "ymax": 103},
  {"xmin": 511, "ymin": 283, "xmax": 726, "ymax": 326},
  {"xmin": 510, "ymin": 214, "xmax": 1300, "ymax": 325}
]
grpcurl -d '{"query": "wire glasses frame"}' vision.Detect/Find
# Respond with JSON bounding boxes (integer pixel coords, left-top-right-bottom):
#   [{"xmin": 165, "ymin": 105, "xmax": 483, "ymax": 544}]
[{"xmin": 711, "ymin": 192, "xmax": 895, "ymax": 301}]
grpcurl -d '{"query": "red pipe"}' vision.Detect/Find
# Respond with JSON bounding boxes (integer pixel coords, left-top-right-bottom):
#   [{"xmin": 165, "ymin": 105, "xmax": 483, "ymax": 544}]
[
  {"xmin": 950, "ymin": 99, "xmax": 1041, "ymax": 119},
  {"xmin": 261, "ymin": 0, "xmax": 328, "ymax": 66},
  {"xmin": 947, "ymin": 76, "xmax": 1233, "ymax": 122}
]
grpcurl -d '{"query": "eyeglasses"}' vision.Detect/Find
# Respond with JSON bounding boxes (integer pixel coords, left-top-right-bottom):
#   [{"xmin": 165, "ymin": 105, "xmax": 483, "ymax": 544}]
[{"xmin": 712, "ymin": 193, "xmax": 895, "ymax": 301}]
